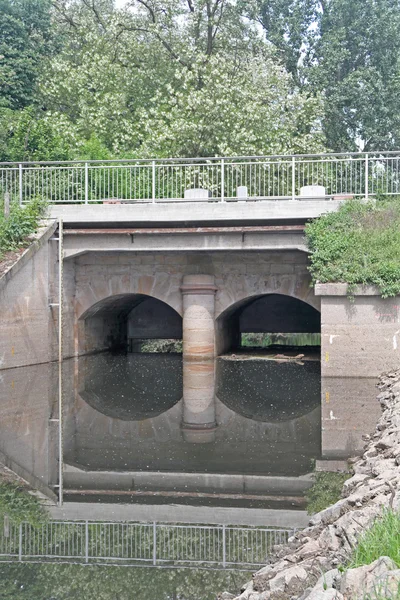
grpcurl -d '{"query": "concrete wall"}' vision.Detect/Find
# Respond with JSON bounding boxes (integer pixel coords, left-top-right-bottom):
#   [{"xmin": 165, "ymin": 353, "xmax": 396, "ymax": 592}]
[
  {"xmin": 316, "ymin": 284, "xmax": 400, "ymax": 378},
  {"xmin": 0, "ymin": 222, "xmax": 59, "ymax": 370},
  {"xmin": 128, "ymin": 297, "xmax": 182, "ymax": 340}
]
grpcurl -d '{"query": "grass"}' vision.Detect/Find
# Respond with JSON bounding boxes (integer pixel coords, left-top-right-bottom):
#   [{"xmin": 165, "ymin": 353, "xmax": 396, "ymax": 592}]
[
  {"xmin": 305, "ymin": 471, "xmax": 351, "ymax": 515},
  {"xmin": 349, "ymin": 509, "xmax": 400, "ymax": 569},
  {"xmin": 305, "ymin": 197, "xmax": 400, "ymax": 298},
  {"xmin": 0, "ymin": 479, "xmax": 48, "ymax": 526},
  {"xmin": 0, "ymin": 197, "xmax": 47, "ymax": 260}
]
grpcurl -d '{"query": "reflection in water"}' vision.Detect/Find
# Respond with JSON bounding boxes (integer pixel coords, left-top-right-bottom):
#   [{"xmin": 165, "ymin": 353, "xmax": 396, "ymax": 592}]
[
  {"xmin": 66, "ymin": 353, "xmax": 321, "ymax": 475},
  {"xmin": 80, "ymin": 353, "xmax": 183, "ymax": 420},
  {"xmin": 2, "ymin": 353, "xmax": 385, "ymax": 504},
  {"xmin": 217, "ymin": 359, "xmax": 321, "ymax": 422},
  {"xmin": 0, "ymin": 564, "xmax": 248, "ymax": 600}
]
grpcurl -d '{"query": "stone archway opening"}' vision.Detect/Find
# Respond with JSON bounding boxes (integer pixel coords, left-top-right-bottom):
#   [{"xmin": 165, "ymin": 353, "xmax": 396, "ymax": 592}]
[
  {"xmin": 216, "ymin": 293, "xmax": 321, "ymax": 355},
  {"xmin": 78, "ymin": 293, "xmax": 182, "ymax": 355}
]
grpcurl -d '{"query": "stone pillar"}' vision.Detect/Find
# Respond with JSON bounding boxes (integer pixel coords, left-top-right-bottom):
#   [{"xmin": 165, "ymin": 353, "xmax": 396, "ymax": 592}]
[
  {"xmin": 181, "ymin": 275, "xmax": 217, "ymax": 442},
  {"xmin": 181, "ymin": 275, "xmax": 217, "ymax": 361}
]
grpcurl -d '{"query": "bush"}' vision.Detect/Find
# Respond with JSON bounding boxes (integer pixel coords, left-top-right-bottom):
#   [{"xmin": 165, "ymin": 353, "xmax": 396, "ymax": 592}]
[
  {"xmin": 305, "ymin": 472, "xmax": 351, "ymax": 515},
  {"xmin": 305, "ymin": 197, "xmax": 400, "ymax": 298},
  {"xmin": 0, "ymin": 198, "xmax": 47, "ymax": 259}
]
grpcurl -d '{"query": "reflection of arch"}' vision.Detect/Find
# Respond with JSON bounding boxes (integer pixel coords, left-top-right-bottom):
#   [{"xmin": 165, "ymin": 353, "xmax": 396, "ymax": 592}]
[
  {"xmin": 216, "ymin": 292, "xmax": 321, "ymax": 354},
  {"xmin": 77, "ymin": 293, "xmax": 182, "ymax": 355},
  {"xmin": 79, "ymin": 353, "xmax": 183, "ymax": 421},
  {"xmin": 216, "ymin": 358, "xmax": 321, "ymax": 422}
]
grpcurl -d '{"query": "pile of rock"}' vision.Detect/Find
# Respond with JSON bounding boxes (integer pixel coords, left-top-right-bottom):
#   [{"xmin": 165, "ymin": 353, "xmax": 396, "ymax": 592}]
[{"xmin": 221, "ymin": 369, "xmax": 400, "ymax": 600}]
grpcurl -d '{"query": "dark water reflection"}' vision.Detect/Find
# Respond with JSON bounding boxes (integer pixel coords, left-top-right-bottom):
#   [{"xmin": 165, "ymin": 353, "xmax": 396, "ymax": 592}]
[
  {"xmin": 81, "ymin": 353, "xmax": 183, "ymax": 420},
  {"xmin": 66, "ymin": 353, "xmax": 321, "ymax": 476},
  {"xmin": 217, "ymin": 358, "xmax": 320, "ymax": 422},
  {"xmin": 0, "ymin": 563, "xmax": 248, "ymax": 600}
]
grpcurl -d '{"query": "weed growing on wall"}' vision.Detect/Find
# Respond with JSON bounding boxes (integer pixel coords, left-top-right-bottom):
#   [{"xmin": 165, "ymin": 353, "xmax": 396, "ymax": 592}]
[
  {"xmin": 305, "ymin": 198, "xmax": 400, "ymax": 298},
  {"xmin": 0, "ymin": 480, "xmax": 47, "ymax": 526},
  {"xmin": 0, "ymin": 198, "xmax": 47, "ymax": 260},
  {"xmin": 306, "ymin": 472, "xmax": 351, "ymax": 515}
]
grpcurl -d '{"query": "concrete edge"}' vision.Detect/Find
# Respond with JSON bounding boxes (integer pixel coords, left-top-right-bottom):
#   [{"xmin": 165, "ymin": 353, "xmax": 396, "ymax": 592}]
[
  {"xmin": 0, "ymin": 220, "xmax": 58, "ymax": 293},
  {"xmin": 0, "ymin": 449, "xmax": 57, "ymax": 503},
  {"xmin": 49, "ymin": 502, "xmax": 310, "ymax": 528},
  {"xmin": 315, "ymin": 283, "xmax": 383, "ymax": 296}
]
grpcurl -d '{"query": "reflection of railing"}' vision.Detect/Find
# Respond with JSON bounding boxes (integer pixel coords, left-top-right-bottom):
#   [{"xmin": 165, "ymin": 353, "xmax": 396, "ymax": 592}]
[
  {"xmin": 0, "ymin": 520, "xmax": 294, "ymax": 568},
  {"xmin": 1, "ymin": 152, "xmax": 400, "ymax": 204}
]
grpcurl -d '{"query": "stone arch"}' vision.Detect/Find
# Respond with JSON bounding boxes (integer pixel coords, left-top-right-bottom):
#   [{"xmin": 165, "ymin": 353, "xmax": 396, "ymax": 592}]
[
  {"xmin": 216, "ymin": 289, "xmax": 320, "ymax": 355},
  {"xmin": 77, "ymin": 292, "xmax": 182, "ymax": 355},
  {"xmin": 215, "ymin": 272, "xmax": 319, "ymax": 319}
]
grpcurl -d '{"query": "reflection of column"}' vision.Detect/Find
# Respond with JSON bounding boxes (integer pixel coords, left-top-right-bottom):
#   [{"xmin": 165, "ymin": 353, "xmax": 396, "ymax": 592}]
[
  {"xmin": 181, "ymin": 275, "xmax": 217, "ymax": 442},
  {"xmin": 182, "ymin": 359, "xmax": 217, "ymax": 443}
]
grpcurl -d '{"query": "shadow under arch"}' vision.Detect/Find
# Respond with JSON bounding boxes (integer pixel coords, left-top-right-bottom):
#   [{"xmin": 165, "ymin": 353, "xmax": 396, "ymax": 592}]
[
  {"xmin": 78, "ymin": 293, "xmax": 182, "ymax": 355},
  {"xmin": 216, "ymin": 292, "xmax": 321, "ymax": 355}
]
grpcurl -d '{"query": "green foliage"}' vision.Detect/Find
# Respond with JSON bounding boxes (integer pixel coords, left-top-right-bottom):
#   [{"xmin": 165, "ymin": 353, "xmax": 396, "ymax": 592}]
[
  {"xmin": 0, "ymin": 107, "xmax": 71, "ymax": 162},
  {"xmin": 308, "ymin": 0, "xmax": 400, "ymax": 151},
  {"xmin": 0, "ymin": 0, "xmax": 55, "ymax": 110},
  {"xmin": 305, "ymin": 198, "xmax": 400, "ymax": 298},
  {"xmin": 305, "ymin": 471, "xmax": 350, "ymax": 515},
  {"xmin": 349, "ymin": 510, "xmax": 400, "ymax": 569},
  {"xmin": 0, "ymin": 480, "xmax": 47, "ymax": 526},
  {"xmin": 241, "ymin": 333, "xmax": 321, "ymax": 347},
  {"xmin": 0, "ymin": 197, "xmax": 47, "ymax": 258}
]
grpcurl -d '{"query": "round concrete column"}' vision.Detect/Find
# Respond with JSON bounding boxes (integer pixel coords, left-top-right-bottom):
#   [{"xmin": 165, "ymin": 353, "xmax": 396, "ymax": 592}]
[
  {"xmin": 181, "ymin": 275, "xmax": 217, "ymax": 361},
  {"xmin": 181, "ymin": 275, "xmax": 217, "ymax": 442}
]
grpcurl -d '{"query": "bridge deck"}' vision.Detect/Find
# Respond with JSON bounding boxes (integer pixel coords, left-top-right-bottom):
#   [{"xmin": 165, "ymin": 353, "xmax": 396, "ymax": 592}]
[{"xmin": 50, "ymin": 199, "xmax": 342, "ymax": 227}]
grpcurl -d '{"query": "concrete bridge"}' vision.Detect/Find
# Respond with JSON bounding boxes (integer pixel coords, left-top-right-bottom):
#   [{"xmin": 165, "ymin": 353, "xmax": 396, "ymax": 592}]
[{"xmin": 2, "ymin": 152, "xmax": 400, "ymax": 472}]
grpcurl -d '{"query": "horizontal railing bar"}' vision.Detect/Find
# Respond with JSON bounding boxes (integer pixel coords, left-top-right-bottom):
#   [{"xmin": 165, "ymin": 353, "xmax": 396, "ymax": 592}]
[{"xmin": 1, "ymin": 149, "xmax": 400, "ymax": 166}]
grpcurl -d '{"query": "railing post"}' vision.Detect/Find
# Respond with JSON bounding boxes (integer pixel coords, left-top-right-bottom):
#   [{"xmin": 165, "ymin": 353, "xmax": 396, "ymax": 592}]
[
  {"xmin": 365, "ymin": 153, "xmax": 369, "ymax": 201},
  {"xmin": 152, "ymin": 521, "xmax": 157, "ymax": 565},
  {"xmin": 84, "ymin": 162, "xmax": 89, "ymax": 204},
  {"xmin": 222, "ymin": 524, "xmax": 226, "ymax": 568},
  {"xmin": 19, "ymin": 163, "xmax": 23, "ymax": 206},
  {"xmin": 18, "ymin": 523, "xmax": 23, "ymax": 562},
  {"xmin": 152, "ymin": 161, "xmax": 156, "ymax": 203},
  {"xmin": 85, "ymin": 520, "xmax": 89, "ymax": 563},
  {"xmin": 220, "ymin": 158, "xmax": 225, "ymax": 202},
  {"xmin": 291, "ymin": 156, "xmax": 296, "ymax": 201}
]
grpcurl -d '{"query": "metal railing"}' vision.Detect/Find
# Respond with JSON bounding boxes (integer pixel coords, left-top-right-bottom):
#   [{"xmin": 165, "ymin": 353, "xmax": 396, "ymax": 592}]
[
  {"xmin": 1, "ymin": 152, "xmax": 400, "ymax": 204},
  {"xmin": 0, "ymin": 520, "xmax": 293, "ymax": 568}
]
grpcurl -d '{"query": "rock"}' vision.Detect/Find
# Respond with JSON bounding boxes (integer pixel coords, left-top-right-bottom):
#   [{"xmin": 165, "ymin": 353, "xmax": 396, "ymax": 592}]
[
  {"xmin": 296, "ymin": 539, "xmax": 321, "ymax": 559},
  {"xmin": 313, "ymin": 498, "xmax": 348, "ymax": 526},
  {"xmin": 342, "ymin": 474, "xmax": 369, "ymax": 496},
  {"xmin": 268, "ymin": 565, "xmax": 308, "ymax": 594},
  {"xmin": 307, "ymin": 589, "xmax": 343, "ymax": 600},
  {"xmin": 219, "ymin": 593, "xmax": 236, "ymax": 600},
  {"xmin": 340, "ymin": 556, "xmax": 398, "ymax": 599},
  {"xmin": 318, "ymin": 526, "xmax": 341, "ymax": 551}
]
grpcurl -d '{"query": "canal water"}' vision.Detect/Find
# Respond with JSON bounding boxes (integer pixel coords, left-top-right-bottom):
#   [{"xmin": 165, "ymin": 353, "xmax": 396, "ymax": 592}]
[{"xmin": 0, "ymin": 350, "xmax": 381, "ymax": 598}]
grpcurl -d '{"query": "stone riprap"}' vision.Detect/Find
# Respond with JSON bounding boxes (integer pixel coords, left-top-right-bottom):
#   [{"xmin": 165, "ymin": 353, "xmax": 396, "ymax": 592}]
[{"xmin": 223, "ymin": 369, "xmax": 400, "ymax": 600}]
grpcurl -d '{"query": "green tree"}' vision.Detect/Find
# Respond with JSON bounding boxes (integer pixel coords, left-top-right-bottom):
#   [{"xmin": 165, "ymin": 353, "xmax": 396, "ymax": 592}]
[
  {"xmin": 309, "ymin": 0, "xmax": 400, "ymax": 151},
  {"xmin": 0, "ymin": 0, "xmax": 55, "ymax": 110}
]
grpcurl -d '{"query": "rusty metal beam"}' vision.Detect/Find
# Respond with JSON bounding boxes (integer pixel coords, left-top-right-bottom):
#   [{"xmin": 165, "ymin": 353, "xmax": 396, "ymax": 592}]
[{"xmin": 63, "ymin": 225, "xmax": 305, "ymax": 236}]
